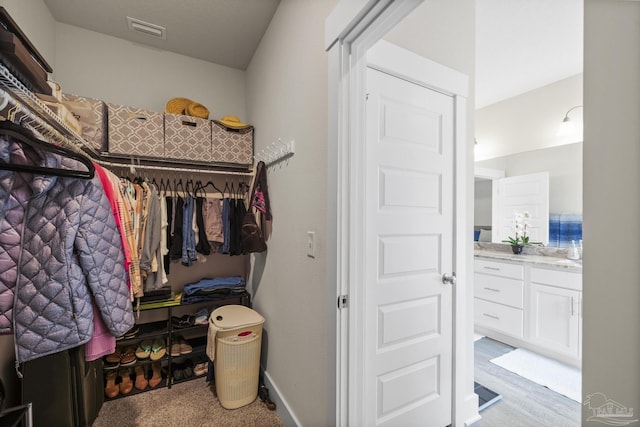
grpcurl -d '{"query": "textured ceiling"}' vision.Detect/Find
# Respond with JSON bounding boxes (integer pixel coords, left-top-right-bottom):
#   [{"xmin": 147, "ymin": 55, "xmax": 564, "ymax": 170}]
[
  {"xmin": 476, "ymin": 0, "xmax": 583, "ymax": 108},
  {"xmin": 42, "ymin": 0, "xmax": 280, "ymax": 70}
]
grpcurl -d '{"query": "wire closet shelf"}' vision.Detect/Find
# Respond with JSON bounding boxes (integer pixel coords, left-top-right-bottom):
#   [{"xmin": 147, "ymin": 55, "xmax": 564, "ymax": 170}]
[{"xmin": 0, "ymin": 63, "xmax": 253, "ymax": 176}]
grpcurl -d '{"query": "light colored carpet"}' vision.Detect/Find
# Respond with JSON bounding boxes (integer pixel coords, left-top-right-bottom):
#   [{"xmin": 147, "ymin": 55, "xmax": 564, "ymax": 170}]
[
  {"xmin": 93, "ymin": 378, "xmax": 284, "ymax": 427},
  {"xmin": 490, "ymin": 347, "xmax": 581, "ymax": 402}
]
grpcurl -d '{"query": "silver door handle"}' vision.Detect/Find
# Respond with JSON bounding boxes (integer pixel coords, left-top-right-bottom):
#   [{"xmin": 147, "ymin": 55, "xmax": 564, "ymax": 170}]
[{"xmin": 442, "ymin": 272, "xmax": 456, "ymax": 285}]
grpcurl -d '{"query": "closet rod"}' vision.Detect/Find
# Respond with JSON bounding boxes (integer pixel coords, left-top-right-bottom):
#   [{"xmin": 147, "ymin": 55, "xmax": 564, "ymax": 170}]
[{"xmin": 100, "ymin": 160, "xmax": 254, "ymax": 176}]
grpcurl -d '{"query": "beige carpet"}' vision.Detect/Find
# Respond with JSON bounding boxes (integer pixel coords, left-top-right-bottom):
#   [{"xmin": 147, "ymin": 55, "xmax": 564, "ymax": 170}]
[{"xmin": 93, "ymin": 378, "xmax": 284, "ymax": 427}]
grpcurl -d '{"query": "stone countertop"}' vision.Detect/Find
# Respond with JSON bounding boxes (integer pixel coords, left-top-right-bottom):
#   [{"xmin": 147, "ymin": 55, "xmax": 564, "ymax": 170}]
[{"xmin": 474, "ymin": 249, "xmax": 582, "ymax": 272}]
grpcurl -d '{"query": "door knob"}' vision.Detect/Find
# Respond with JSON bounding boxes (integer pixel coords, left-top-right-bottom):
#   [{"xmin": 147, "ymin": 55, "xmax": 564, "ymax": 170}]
[{"xmin": 442, "ymin": 272, "xmax": 456, "ymax": 285}]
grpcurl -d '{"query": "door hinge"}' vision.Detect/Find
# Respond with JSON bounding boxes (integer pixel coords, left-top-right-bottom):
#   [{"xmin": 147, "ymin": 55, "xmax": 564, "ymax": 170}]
[
  {"xmin": 365, "ymin": 93, "xmax": 369, "ymax": 101},
  {"xmin": 338, "ymin": 294, "xmax": 349, "ymax": 309}
]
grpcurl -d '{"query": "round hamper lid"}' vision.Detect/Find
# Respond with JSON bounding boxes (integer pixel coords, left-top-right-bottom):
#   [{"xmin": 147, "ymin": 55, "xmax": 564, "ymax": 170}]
[{"xmin": 210, "ymin": 305, "xmax": 264, "ymax": 330}]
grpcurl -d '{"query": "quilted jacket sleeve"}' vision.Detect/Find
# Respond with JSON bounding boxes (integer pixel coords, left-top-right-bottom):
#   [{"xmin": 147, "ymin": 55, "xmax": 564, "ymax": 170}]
[{"xmin": 75, "ymin": 176, "xmax": 134, "ymax": 337}]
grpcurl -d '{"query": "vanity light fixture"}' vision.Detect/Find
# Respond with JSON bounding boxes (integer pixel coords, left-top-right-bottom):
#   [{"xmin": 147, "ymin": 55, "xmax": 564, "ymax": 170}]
[{"xmin": 557, "ymin": 105, "xmax": 583, "ymax": 137}]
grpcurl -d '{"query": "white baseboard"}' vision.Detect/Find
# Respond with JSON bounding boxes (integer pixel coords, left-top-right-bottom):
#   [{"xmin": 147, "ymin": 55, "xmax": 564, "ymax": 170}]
[{"xmin": 261, "ymin": 369, "xmax": 301, "ymax": 427}]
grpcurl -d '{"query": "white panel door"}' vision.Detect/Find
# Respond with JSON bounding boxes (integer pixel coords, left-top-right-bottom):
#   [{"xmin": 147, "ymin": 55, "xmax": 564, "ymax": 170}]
[
  {"xmin": 494, "ymin": 172, "xmax": 549, "ymax": 245},
  {"xmin": 364, "ymin": 67, "xmax": 453, "ymax": 427}
]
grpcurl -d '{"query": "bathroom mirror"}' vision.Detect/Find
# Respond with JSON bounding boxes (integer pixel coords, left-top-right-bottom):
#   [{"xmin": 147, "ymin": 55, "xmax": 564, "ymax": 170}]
[{"xmin": 474, "ymin": 142, "xmax": 583, "ymax": 247}]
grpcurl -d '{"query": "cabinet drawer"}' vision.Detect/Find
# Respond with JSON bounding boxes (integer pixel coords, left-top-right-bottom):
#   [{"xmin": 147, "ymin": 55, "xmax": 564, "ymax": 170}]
[
  {"xmin": 475, "ymin": 259, "xmax": 524, "ymax": 280},
  {"xmin": 474, "ymin": 298, "xmax": 523, "ymax": 338},
  {"xmin": 474, "ymin": 273, "xmax": 524, "ymax": 309},
  {"xmin": 530, "ymin": 266, "xmax": 582, "ymax": 291}
]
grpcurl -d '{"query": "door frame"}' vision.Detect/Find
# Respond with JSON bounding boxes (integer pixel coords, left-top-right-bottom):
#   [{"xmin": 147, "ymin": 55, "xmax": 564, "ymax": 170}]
[{"xmin": 326, "ymin": 2, "xmax": 478, "ymax": 425}]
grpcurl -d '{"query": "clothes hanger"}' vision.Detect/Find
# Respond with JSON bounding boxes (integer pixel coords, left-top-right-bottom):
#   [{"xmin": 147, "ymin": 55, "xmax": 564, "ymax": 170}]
[
  {"xmin": 199, "ymin": 180, "xmax": 224, "ymax": 198},
  {"xmin": 0, "ymin": 121, "xmax": 94, "ymax": 179},
  {"xmin": 175, "ymin": 178, "xmax": 185, "ymax": 198},
  {"xmin": 223, "ymin": 180, "xmax": 231, "ymax": 199},
  {"xmin": 185, "ymin": 179, "xmax": 195, "ymax": 198}
]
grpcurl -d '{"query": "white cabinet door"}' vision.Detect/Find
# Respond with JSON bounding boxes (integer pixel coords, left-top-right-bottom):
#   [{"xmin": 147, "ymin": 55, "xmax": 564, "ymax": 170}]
[{"xmin": 529, "ymin": 283, "xmax": 581, "ymax": 358}]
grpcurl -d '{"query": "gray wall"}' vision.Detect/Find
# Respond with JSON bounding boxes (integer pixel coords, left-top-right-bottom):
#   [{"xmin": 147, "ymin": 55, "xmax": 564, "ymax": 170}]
[
  {"xmin": 245, "ymin": 0, "xmax": 336, "ymax": 425},
  {"xmin": 475, "ymin": 74, "xmax": 583, "ymax": 161},
  {"xmin": 583, "ymin": 0, "xmax": 640, "ymax": 423}
]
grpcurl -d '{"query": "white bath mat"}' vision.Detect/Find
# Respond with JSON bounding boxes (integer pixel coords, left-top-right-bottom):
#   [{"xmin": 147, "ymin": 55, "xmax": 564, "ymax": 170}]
[{"xmin": 490, "ymin": 348, "xmax": 581, "ymax": 402}]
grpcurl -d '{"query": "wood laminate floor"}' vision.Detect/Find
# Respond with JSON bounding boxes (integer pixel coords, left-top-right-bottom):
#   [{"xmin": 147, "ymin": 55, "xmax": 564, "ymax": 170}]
[{"xmin": 473, "ymin": 337, "xmax": 581, "ymax": 427}]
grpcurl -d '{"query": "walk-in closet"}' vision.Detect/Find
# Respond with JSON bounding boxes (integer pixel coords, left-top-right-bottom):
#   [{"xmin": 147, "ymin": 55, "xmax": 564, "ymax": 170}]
[{"xmin": 0, "ymin": 2, "xmax": 295, "ymax": 425}]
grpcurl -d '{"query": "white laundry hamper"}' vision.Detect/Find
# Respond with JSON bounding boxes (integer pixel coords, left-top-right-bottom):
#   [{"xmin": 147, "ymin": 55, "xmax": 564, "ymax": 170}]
[{"xmin": 207, "ymin": 305, "xmax": 265, "ymax": 409}]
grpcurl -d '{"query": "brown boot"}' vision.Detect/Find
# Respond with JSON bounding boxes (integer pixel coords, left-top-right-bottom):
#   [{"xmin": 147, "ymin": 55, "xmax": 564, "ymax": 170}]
[
  {"xmin": 104, "ymin": 371, "xmax": 119, "ymax": 398},
  {"xmin": 134, "ymin": 365, "xmax": 148, "ymax": 390},
  {"xmin": 119, "ymin": 368, "xmax": 133, "ymax": 395},
  {"xmin": 149, "ymin": 361, "xmax": 163, "ymax": 388}
]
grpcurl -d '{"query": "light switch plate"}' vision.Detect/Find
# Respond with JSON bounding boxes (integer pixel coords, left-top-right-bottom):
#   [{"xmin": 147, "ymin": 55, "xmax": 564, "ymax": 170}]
[{"xmin": 307, "ymin": 231, "xmax": 315, "ymax": 258}]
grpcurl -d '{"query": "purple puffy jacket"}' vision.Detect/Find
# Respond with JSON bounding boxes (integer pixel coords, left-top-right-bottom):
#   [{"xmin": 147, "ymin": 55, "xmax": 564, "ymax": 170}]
[{"xmin": 0, "ymin": 136, "xmax": 134, "ymax": 363}]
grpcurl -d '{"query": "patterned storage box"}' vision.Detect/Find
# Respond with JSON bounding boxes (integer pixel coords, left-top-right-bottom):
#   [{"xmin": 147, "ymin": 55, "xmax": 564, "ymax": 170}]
[
  {"xmin": 164, "ymin": 113, "xmax": 212, "ymax": 162},
  {"xmin": 211, "ymin": 121, "xmax": 253, "ymax": 166},
  {"xmin": 61, "ymin": 94, "xmax": 107, "ymax": 152},
  {"xmin": 107, "ymin": 103, "xmax": 164, "ymax": 158}
]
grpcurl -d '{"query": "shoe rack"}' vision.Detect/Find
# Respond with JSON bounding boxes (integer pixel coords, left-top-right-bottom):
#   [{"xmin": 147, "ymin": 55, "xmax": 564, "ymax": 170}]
[{"xmin": 102, "ymin": 291, "xmax": 251, "ymax": 400}]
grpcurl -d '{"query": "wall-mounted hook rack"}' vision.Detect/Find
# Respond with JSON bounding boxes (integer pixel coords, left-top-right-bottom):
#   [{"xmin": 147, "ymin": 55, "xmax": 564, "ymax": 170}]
[{"xmin": 255, "ymin": 138, "xmax": 295, "ymax": 167}]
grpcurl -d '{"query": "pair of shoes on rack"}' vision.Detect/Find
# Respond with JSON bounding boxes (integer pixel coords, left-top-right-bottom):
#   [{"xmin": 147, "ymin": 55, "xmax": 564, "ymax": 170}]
[
  {"xmin": 194, "ymin": 308, "xmax": 210, "ymax": 325},
  {"xmin": 194, "ymin": 362, "xmax": 208, "ymax": 376},
  {"xmin": 170, "ymin": 336, "xmax": 193, "ymax": 357},
  {"xmin": 148, "ymin": 362, "xmax": 163, "ymax": 388},
  {"xmin": 171, "ymin": 315, "xmax": 195, "ymax": 329},
  {"xmin": 172, "ymin": 359, "xmax": 194, "ymax": 382},
  {"xmin": 103, "ymin": 345, "xmax": 136, "ymax": 369},
  {"xmin": 105, "ymin": 369, "xmax": 134, "ymax": 398},
  {"xmin": 116, "ymin": 324, "xmax": 139, "ymax": 341}
]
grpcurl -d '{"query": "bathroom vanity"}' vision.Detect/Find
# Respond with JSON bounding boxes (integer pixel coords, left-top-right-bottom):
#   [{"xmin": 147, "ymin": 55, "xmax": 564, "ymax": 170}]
[{"xmin": 474, "ymin": 248, "xmax": 582, "ymax": 367}]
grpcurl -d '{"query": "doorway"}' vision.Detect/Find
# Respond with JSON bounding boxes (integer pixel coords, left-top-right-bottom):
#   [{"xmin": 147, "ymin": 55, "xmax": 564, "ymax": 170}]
[
  {"xmin": 472, "ymin": 0, "xmax": 583, "ymax": 422},
  {"xmin": 326, "ymin": 1, "xmax": 477, "ymax": 426}
]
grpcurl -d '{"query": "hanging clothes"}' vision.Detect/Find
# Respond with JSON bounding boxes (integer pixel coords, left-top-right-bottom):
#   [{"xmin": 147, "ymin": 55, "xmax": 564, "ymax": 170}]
[
  {"xmin": 202, "ymin": 197, "xmax": 224, "ymax": 249},
  {"xmin": 181, "ymin": 195, "xmax": 198, "ymax": 266},
  {"xmin": 195, "ymin": 196, "xmax": 212, "ymax": 255},
  {"xmin": 219, "ymin": 196, "xmax": 231, "ymax": 254},
  {"xmin": 119, "ymin": 179, "xmax": 144, "ymax": 298},
  {"xmin": 164, "ymin": 193, "xmax": 173, "ymax": 273},
  {"xmin": 0, "ymin": 133, "xmax": 134, "ymax": 363},
  {"xmin": 169, "ymin": 195, "xmax": 184, "ymax": 260},
  {"xmin": 231, "ymin": 195, "xmax": 247, "ymax": 256},
  {"xmin": 140, "ymin": 182, "xmax": 164, "ymax": 291}
]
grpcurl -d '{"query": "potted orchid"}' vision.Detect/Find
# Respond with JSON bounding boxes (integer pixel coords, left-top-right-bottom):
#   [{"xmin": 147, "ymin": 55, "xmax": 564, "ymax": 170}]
[{"xmin": 503, "ymin": 210, "xmax": 530, "ymax": 254}]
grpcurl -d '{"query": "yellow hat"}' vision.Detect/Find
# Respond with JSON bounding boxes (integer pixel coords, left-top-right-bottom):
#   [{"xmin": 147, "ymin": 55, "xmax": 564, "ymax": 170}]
[
  {"xmin": 185, "ymin": 102, "xmax": 209, "ymax": 120},
  {"xmin": 165, "ymin": 97, "xmax": 192, "ymax": 115},
  {"xmin": 215, "ymin": 115, "xmax": 251, "ymax": 129},
  {"xmin": 166, "ymin": 98, "xmax": 210, "ymax": 119}
]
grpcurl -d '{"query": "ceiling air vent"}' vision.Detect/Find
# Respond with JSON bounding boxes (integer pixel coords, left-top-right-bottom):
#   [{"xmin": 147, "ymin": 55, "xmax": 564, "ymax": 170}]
[{"xmin": 126, "ymin": 17, "xmax": 166, "ymax": 39}]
